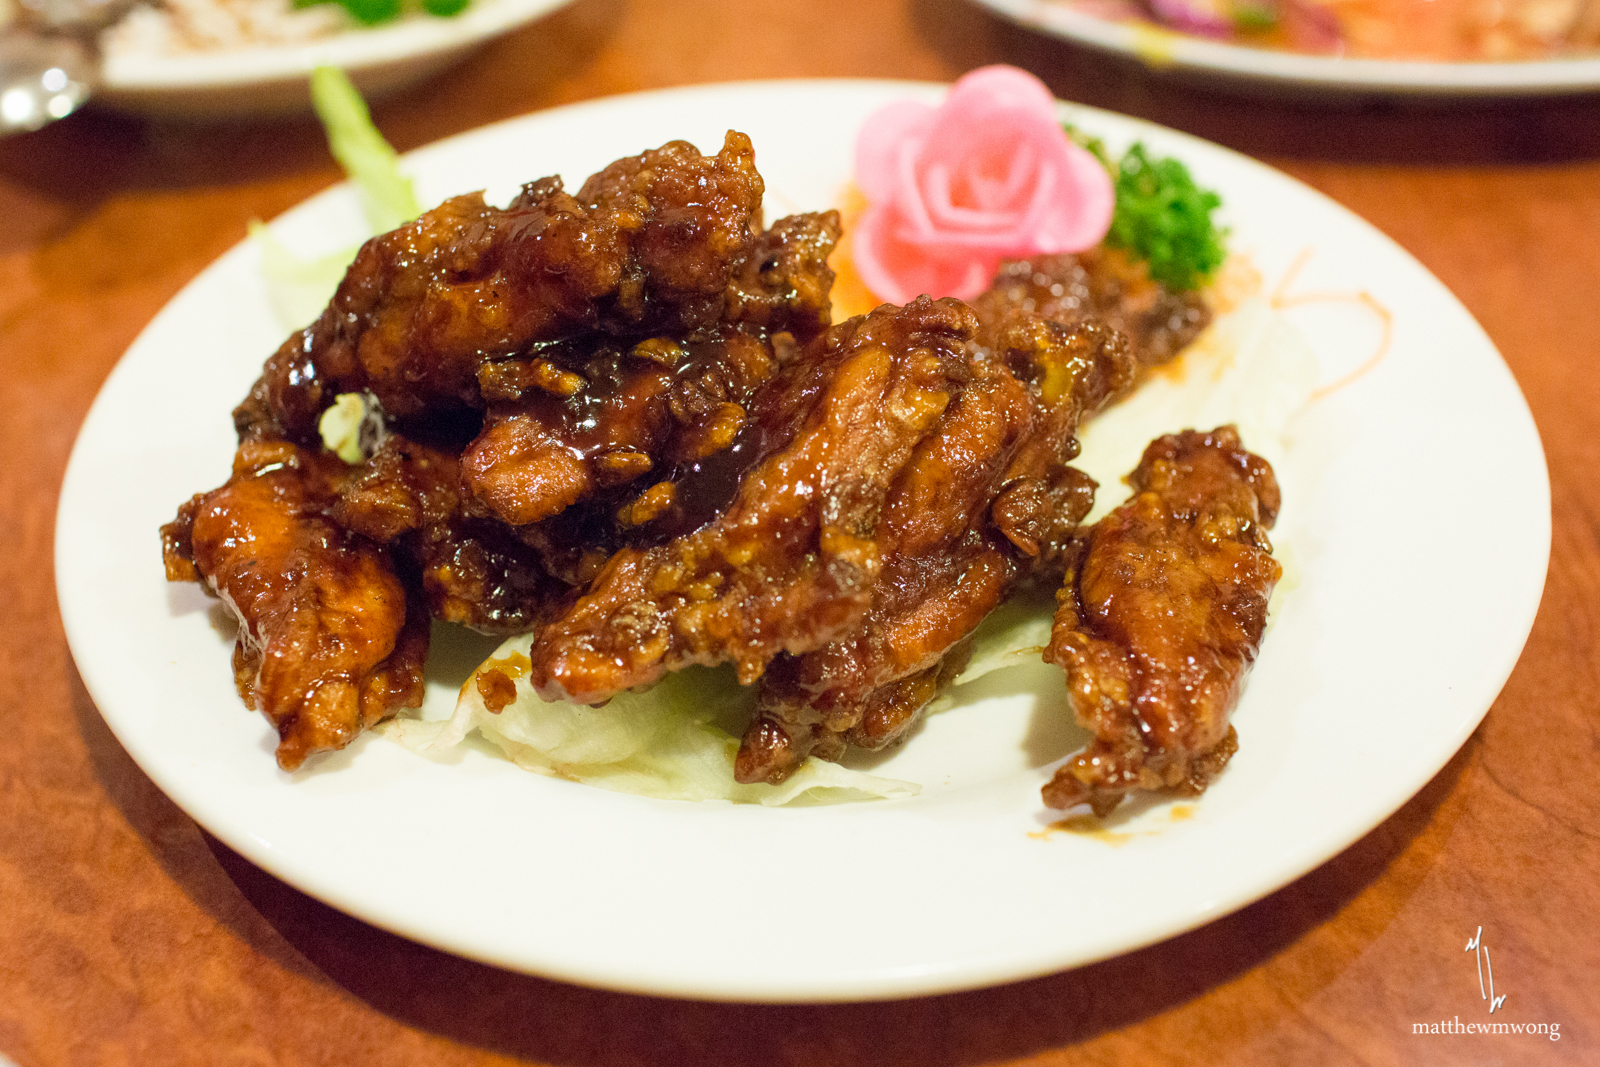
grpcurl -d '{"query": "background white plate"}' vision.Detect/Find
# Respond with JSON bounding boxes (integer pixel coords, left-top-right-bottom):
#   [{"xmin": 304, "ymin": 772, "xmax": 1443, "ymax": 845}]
[
  {"xmin": 98, "ymin": 0, "xmax": 573, "ymax": 117},
  {"xmin": 973, "ymin": 0, "xmax": 1600, "ymax": 95},
  {"xmin": 56, "ymin": 80, "xmax": 1549, "ymax": 1002}
]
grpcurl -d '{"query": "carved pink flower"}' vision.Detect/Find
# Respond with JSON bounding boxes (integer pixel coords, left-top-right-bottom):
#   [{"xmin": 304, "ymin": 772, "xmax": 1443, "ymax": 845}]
[{"xmin": 852, "ymin": 66, "xmax": 1115, "ymax": 305}]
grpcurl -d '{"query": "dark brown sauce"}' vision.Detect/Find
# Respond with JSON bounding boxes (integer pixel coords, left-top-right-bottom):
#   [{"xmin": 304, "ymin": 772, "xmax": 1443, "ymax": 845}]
[{"xmin": 637, "ymin": 419, "xmax": 780, "ymax": 542}]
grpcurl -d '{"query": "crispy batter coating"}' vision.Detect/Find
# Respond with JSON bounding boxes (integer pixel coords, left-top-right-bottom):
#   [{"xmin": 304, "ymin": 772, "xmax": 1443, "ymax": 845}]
[
  {"xmin": 170, "ymin": 128, "xmax": 1244, "ymax": 783},
  {"xmin": 161, "ymin": 440, "xmax": 428, "ymax": 770},
  {"xmin": 574, "ymin": 134, "xmax": 766, "ymax": 335},
  {"xmin": 239, "ymin": 187, "xmax": 624, "ymax": 441},
  {"xmin": 972, "ymin": 247, "xmax": 1212, "ymax": 376},
  {"xmin": 735, "ymin": 317, "xmax": 1136, "ymax": 783},
  {"xmin": 331, "ymin": 434, "xmax": 565, "ymax": 634},
  {"xmin": 461, "ymin": 326, "xmax": 778, "ymax": 528},
  {"xmin": 161, "ymin": 427, "xmax": 572, "ymax": 767},
  {"xmin": 236, "ymin": 132, "xmax": 769, "ymax": 442},
  {"xmin": 1043, "ymin": 426, "xmax": 1281, "ymax": 816},
  {"xmin": 457, "ymin": 212, "xmax": 838, "ymax": 544},
  {"xmin": 170, "ymin": 136, "xmax": 850, "ymax": 768},
  {"xmin": 524, "ymin": 297, "xmax": 977, "ymax": 704},
  {"xmin": 981, "ymin": 309, "xmax": 1138, "ymax": 577},
  {"xmin": 723, "ymin": 210, "xmax": 841, "ymax": 341}
]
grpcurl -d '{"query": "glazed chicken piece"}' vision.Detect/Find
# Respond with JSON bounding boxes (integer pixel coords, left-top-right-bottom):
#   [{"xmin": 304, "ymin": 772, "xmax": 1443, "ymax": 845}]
[
  {"xmin": 982, "ymin": 309, "xmax": 1139, "ymax": 578},
  {"xmin": 161, "ymin": 440, "xmax": 429, "ymax": 770},
  {"xmin": 575, "ymin": 133, "xmax": 775, "ymax": 336},
  {"xmin": 236, "ymin": 132, "xmax": 769, "ymax": 443},
  {"xmin": 721, "ymin": 210, "xmax": 842, "ymax": 339},
  {"xmin": 330, "ymin": 433, "xmax": 566, "ymax": 634},
  {"xmin": 458, "ymin": 212, "xmax": 840, "ymax": 533},
  {"xmin": 735, "ymin": 314, "xmax": 1136, "ymax": 782},
  {"xmin": 972, "ymin": 247, "xmax": 1212, "ymax": 376},
  {"xmin": 1043, "ymin": 426, "xmax": 1282, "ymax": 816},
  {"xmin": 161, "ymin": 429, "xmax": 572, "ymax": 768},
  {"xmin": 524, "ymin": 297, "xmax": 977, "ymax": 705},
  {"xmin": 461, "ymin": 325, "xmax": 780, "ymax": 530}
]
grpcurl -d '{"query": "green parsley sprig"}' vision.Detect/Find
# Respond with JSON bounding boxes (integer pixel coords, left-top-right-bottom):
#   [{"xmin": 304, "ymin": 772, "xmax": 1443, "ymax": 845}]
[{"xmin": 1069, "ymin": 129, "xmax": 1227, "ymax": 293}]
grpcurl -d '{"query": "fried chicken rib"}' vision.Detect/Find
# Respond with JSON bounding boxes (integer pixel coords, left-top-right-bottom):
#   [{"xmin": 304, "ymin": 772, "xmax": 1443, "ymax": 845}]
[
  {"xmin": 972, "ymin": 247, "xmax": 1211, "ymax": 375},
  {"xmin": 168, "ymin": 134, "xmax": 854, "ymax": 766},
  {"xmin": 162, "ymin": 440, "xmax": 429, "ymax": 770},
  {"xmin": 167, "ymin": 128, "xmax": 1251, "ymax": 783},
  {"xmin": 736, "ymin": 315, "xmax": 1136, "ymax": 783},
  {"xmin": 162, "ymin": 428, "xmax": 570, "ymax": 768},
  {"xmin": 1043, "ymin": 426, "xmax": 1281, "ymax": 815},
  {"xmin": 331, "ymin": 434, "xmax": 566, "ymax": 634},
  {"xmin": 524, "ymin": 297, "xmax": 976, "ymax": 704},
  {"xmin": 236, "ymin": 131, "xmax": 823, "ymax": 444}
]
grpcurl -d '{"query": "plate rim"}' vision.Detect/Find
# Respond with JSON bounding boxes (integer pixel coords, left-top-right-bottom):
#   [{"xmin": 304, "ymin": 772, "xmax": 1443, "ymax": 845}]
[{"xmin": 972, "ymin": 0, "xmax": 1600, "ymax": 94}]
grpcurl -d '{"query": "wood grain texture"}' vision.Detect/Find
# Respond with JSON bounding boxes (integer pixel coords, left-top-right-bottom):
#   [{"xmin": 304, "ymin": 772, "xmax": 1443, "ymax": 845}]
[{"xmin": 2, "ymin": 0, "xmax": 1596, "ymax": 1062}]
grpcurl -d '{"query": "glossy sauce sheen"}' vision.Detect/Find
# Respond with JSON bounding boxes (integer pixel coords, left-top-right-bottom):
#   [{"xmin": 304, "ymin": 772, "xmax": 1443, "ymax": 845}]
[{"xmin": 1044, "ymin": 426, "xmax": 1282, "ymax": 816}]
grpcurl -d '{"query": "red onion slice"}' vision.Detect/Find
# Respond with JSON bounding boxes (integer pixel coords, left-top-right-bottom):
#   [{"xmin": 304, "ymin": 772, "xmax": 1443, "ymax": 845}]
[{"xmin": 1145, "ymin": 0, "xmax": 1233, "ymax": 38}]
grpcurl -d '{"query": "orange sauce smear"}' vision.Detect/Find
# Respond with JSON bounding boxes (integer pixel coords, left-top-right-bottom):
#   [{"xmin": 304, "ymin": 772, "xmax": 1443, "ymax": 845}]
[
  {"xmin": 458, "ymin": 649, "xmax": 532, "ymax": 704},
  {"xmin": 1029, "ymin": 803, "xmax": 1198, "ymax": 844}
]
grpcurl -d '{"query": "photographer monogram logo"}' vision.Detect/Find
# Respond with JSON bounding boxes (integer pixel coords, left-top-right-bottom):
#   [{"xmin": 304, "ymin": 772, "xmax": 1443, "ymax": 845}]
[{"xmin": 1411, "ymin": 927, "xmax": 1560, "ymax": 1041}]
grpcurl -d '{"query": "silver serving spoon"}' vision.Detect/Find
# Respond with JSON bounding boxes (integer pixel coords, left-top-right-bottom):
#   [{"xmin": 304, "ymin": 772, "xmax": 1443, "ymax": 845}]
[
  {"xmin": 0, "ymin": 34, "xmax": 94, "ymax": 132},
  {"xmin": 0, "ymin": 0, "xmax": 132, "ymax": 134}
]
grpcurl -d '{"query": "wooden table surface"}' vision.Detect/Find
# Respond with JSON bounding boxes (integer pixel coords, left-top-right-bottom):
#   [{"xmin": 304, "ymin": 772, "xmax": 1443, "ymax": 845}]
[{"xmin": 3, "ymin": 1, "xmax": 1596, "ymax": 1063}]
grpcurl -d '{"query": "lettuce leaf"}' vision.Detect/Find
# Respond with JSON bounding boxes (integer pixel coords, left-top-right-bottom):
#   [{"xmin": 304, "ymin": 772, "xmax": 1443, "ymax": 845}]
[
  {"xmin": 253, "ymin": 67, "xmax": 420, "ymax": 331},
  {"xmin": 397, "ymin": 640, "xmax": 920, "ymax": 806},
  {"xmin": 309, "ymin": 66, "xmax": 421, "ymax": 235},
  {"xmin": 914, "ymin": 590, "xmax": 1057, "ymax": 720},
  {"xmin": 248, "ymin": 220, "xmax": 358, "ymax": 331}
]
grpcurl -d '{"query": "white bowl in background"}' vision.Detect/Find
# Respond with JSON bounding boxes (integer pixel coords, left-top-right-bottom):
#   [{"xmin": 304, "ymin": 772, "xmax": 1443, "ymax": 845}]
[{"xmin": 97, "ymin": 0, "xmax": 573, "ymax": 117}]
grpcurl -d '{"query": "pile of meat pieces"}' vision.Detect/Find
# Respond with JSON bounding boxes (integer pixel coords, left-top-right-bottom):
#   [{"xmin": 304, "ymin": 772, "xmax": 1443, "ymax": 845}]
[{"xmin": 162, "ymin": 132, "xmax": 1279, "ymax": 814}]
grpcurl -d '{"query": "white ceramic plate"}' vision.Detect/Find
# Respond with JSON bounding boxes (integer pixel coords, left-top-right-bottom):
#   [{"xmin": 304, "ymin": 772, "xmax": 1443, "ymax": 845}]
[
  {"xmin": 57, "ymin": 80, "xmax": 1549, "ymax": 1002},
  {"xmin": 97, "ymin": 0, "xmax": 573, "ymax": 117},
  {"xmin": 973, "ymin": 0, "xmax": 1600, "ymax": 95}
]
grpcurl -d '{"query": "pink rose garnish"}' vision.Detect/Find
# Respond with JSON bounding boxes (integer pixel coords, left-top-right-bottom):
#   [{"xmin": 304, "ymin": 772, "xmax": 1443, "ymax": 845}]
[{"xmin": 852, "ymin": 66, "xmax": 1115, "ymax": 306}]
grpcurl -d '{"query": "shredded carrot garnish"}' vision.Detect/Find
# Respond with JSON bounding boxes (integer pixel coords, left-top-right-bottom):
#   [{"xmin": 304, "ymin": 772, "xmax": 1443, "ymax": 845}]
[{"xmin": 1271, "ymin": 247, "xmax": 1393, "ymax": 403}]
